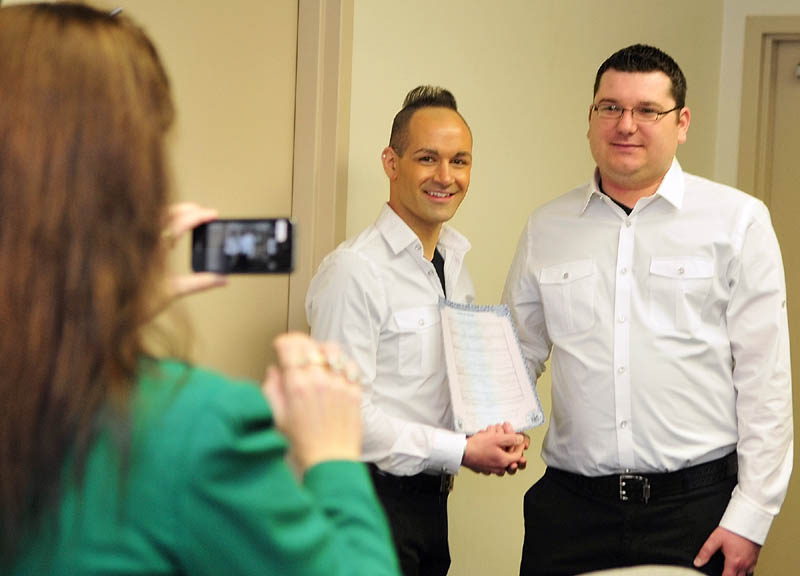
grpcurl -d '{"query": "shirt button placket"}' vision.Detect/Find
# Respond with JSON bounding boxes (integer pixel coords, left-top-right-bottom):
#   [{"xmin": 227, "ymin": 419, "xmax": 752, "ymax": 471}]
[{"xmin": 614, "ymin": 217, "xmax": 635, "ymax": 470}]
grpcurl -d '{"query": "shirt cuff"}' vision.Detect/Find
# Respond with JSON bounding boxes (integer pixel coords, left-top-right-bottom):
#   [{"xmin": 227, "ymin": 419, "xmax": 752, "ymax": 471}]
[
  {"xmin": 429, "ymin": 429, "xmax": 467, "ymax": 475},
  {"xmin": 719, "ymin": 486, "xmax": 774, "ymax": 545}
]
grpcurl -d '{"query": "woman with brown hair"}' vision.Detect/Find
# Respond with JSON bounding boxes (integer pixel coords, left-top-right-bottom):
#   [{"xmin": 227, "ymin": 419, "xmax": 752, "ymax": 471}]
[{"xmin": 0, "ymin": 3, "xmax": 398, "ymax": 574}]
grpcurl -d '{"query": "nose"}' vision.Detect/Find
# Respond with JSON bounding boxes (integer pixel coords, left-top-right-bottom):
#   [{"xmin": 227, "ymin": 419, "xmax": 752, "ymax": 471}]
[
  {"xmin": 433, "ymin": 161, "xmax": 454, "ymax": 185},
  {"xmin": 615, "ymin": 109, "xmax": 638, "ymax": 134}
]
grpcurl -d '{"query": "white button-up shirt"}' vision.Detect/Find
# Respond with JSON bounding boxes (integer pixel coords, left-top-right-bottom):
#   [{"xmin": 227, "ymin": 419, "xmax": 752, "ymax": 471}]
[
  {"xmin": 503, "ymin": 160, "xmax": 792, "ymax": 544},
  {"xmin": 306, "ymin": 204, "xmax": 474, "ymax": 476}
]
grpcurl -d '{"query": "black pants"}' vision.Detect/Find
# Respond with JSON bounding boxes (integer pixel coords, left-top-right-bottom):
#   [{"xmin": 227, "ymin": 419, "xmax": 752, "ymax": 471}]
[
  {"xmin": 370, "ymin": 467, "xmax": 451, "ymax": 576},
  {"xmin": 520, "ymin": 463, "xmax": 737, "ymax": 576}
]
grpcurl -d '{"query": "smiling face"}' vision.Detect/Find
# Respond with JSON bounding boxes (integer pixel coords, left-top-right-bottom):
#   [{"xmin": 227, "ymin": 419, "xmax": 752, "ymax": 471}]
[
  {"xmin": 588, "ymin": 70, "xmax": 690, "ymax": 196},
  {"xmin": 383, "ymin": 106, "xmax": 472, "ymax": 245}
]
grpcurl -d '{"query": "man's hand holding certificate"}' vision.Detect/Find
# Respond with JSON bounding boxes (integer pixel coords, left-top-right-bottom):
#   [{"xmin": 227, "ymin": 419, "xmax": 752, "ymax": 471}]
[{"xmin": 439, "ymin": 300, "xmax": 545, "ymax": 436}]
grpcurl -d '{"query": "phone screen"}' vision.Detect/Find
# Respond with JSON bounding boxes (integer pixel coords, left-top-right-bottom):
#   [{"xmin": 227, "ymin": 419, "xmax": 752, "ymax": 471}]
[{"xmin": 191, "ymin": 218, "xmax": 293, "ymax": 274}]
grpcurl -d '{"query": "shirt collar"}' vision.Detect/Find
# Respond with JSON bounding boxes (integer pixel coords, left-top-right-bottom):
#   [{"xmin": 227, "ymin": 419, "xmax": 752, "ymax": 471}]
[
  {"xmin": 375, "ymin": 203, "xmax": 471, "ymax": 256},
  {"xmin": 581, "ymin": 158, "xmax": 685, "ymax": 214}
]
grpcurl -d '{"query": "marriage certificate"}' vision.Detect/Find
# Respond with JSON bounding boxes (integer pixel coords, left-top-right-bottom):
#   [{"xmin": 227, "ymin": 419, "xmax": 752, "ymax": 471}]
[{"xmin": 439, "ymin": 300, "xmax": 544, "ymax": 435}]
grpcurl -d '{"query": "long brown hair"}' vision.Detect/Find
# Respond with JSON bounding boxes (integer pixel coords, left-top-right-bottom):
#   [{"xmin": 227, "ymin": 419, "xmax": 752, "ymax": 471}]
[{"xmin": 0, "ymin": 2, "xmax": 174, "ymax": 560}]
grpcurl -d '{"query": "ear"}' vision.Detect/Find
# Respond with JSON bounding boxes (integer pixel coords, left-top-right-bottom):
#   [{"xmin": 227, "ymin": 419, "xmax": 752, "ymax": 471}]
[
  {"xmin": 381, "ymin": 146, "xmax": 398, "ymax": 180},
  {"xmin": 677, "ymin": 106, "xmax": 691, "ymax": 144}
]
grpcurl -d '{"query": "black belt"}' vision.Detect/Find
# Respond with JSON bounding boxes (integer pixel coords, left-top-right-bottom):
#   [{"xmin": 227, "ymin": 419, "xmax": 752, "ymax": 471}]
[
  {"xmin": 547, "ymin": 451, "xmax": 737, "ymax": 504},
  {"xmin": 368, "ymin": 464, "xmax": 454, "ymax": 495}
]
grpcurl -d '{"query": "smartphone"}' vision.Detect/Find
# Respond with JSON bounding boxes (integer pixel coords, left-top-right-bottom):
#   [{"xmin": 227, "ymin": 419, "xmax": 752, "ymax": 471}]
[{"xmin": 191, "ymin": 218, "xmax": 294, "ymax": 274}]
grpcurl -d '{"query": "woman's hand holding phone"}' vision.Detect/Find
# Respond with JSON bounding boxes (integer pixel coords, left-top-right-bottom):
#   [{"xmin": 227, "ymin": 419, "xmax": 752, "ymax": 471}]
[
  {"xmin": 147, "ymin": 202, "xmax": 227, "ymax": 318},
  {"xmin": 164, "ymin": 202, "xmax": 228, "ymax": 299}
]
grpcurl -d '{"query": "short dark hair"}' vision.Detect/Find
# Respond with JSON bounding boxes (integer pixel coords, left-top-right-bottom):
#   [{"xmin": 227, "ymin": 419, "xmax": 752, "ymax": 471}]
[
  {"xmin": 388, "ymin": 85, "xmax": 468, "ymax": 155},
  {"xmin": 593, "ymin": 44, "xmax": 687, "ymax": 109}
]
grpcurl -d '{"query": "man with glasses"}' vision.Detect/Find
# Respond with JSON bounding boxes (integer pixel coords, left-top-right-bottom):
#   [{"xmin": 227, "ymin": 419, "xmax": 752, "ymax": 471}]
[{"xmin": 503, "ymin": 44, "xmax": 791, "ymax": 576}]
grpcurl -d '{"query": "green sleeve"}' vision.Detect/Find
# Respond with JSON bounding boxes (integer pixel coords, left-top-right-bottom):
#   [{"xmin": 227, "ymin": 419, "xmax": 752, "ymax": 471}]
[{"xmin": 174, "ymin": 382, "xmax": 400, "ymax": 576}]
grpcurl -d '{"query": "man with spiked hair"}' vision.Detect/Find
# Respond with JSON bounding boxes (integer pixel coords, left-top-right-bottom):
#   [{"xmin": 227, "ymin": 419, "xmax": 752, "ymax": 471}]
[
  {"xmin": 307, "ymin": 86, "xmax": 528, "ymax": 575},
  {"xmin": 504, "ymin": 44, "xmax": 791, "ymax": 576}
]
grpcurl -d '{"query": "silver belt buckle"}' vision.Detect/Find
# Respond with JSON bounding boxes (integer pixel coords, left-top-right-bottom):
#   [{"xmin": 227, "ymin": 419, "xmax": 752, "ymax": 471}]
[{"xmin": 619, "ymin": 474, "xmax": 650, "ymax": 503}]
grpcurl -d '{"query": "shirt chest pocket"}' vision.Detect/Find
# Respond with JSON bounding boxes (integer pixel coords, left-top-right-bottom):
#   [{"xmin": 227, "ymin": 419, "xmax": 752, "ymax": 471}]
[
  {"xmin": 392, "ymin": 306, "xmax": 443, "ymax": 377},
  {"xmin": 538, "ymin": 259, "xmax": 597, "ymax": 337},
  {"xmin": 648, "ymin": 257, "xmax": 714, "ymax": 332}
]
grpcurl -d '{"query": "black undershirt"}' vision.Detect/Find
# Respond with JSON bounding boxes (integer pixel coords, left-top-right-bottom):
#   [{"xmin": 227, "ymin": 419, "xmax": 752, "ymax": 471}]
[
  {"xmin": 609, "ymin": 196, "xmax": 633, "ymax": 215},
  {"xmin": 599, "ymin": 178, "xmax": 634, "ymax": 215},
  {"xmin": 432, "ymin": 248, "xmax": 446, "ymax": 297}
]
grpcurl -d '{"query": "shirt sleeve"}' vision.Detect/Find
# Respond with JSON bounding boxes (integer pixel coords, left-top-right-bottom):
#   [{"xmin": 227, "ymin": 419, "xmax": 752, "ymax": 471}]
[
  {"xmin": 502, "ymin": 216, "xmax": 553, "ymax": 379},
  {"xmin": 306, "ymin": 250, "xmax": 466, "ymax": 476},
  {"xmin": 719, "ymin": 201, "xmax": 793, "ymax": 544},
  {"xmin": 175, "ymin": 381, "xmax": 400, "ymax": 576}
]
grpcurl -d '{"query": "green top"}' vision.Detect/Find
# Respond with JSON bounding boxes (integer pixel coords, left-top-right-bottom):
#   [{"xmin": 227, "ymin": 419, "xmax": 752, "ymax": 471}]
[{"xmin": 11, "ymin": 359, "xmax": 399, "ymax": 575}]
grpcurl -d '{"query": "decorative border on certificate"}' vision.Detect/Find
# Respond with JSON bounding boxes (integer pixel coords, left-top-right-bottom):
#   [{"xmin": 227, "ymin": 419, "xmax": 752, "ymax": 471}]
[{"xmin": 439, "ymin": 299, "xmax": 545, "ymax": 435}]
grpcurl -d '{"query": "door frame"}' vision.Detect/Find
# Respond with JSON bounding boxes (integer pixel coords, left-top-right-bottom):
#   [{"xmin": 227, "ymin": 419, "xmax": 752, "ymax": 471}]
[
  {"xmin": 738, "ymin": 17, "xmax": 800, "ymax": 575},
  {"xmin": 288, "ymin": 0, "xmax": 354, "ymax": 332},
  {"xmin": 738, "ymin": 16, "xmax": 800, "ymax": 203}
]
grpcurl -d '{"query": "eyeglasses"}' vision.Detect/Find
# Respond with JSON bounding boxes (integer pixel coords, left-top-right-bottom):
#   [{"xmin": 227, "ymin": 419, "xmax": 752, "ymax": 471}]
[{"xmin": 592, "ymin": 104, "xmax": 681, "ymax": 123}]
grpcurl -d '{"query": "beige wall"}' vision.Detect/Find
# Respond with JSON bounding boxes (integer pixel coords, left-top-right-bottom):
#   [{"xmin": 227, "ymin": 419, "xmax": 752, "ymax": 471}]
[
  {"xmin": 111, "ymin": 0, "xmax": 299, "ymax": 381},
  {"xmin": 348, "ymin": 1, "xmax": 723, "ymax": 574}
]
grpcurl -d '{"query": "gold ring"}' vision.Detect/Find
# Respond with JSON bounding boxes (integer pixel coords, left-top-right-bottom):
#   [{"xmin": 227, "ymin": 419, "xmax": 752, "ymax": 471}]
[
  {"xmin": 325, "ymin": 351, "xmax": 346, "ymax": 374},
  {"xmin": 345, "ymin": 364, "xmax": 362, "ymax": 383},
  {"xmin": 285, "ymin": 348, "xmax": 326, "ymax": 369}
]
